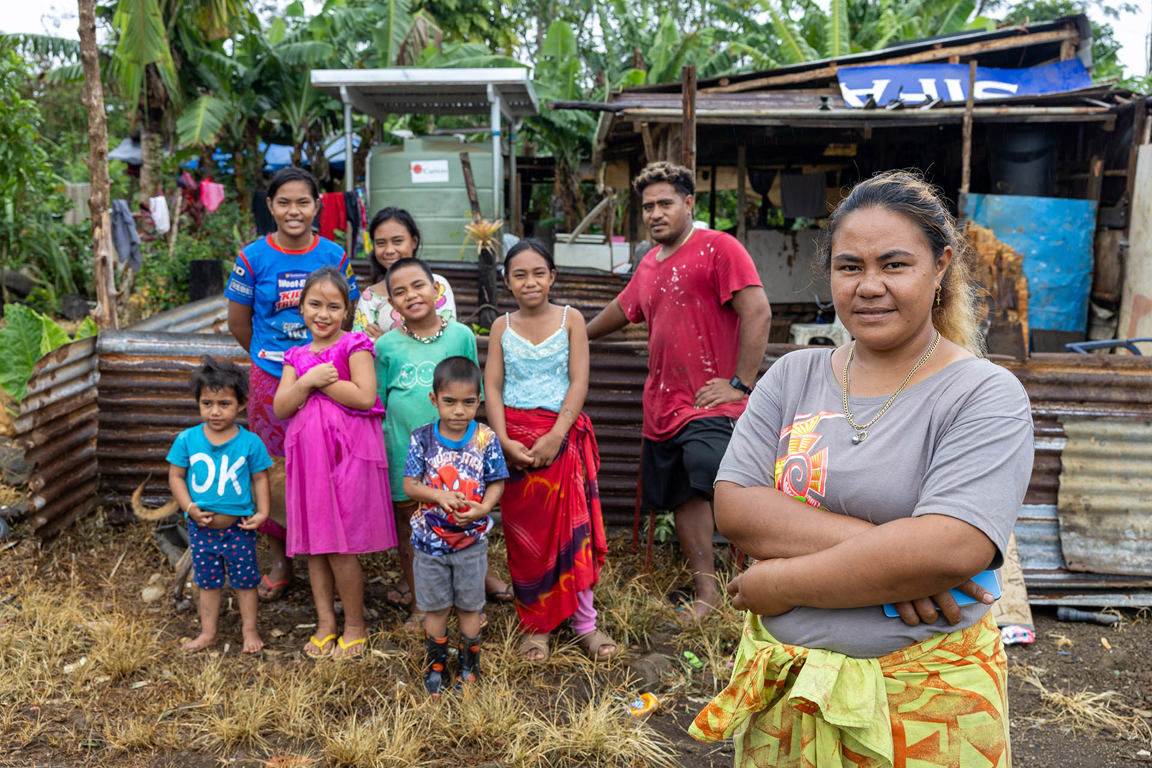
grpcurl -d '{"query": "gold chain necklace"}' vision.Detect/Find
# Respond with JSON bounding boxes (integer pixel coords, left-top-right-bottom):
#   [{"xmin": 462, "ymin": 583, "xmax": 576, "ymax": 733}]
[
  {"xmin": 841, "ymin": 331, "xmax": 940, "ymax": 444},
  {"xmin": 656, "ymin": 227, "xmax": 694, "ymax": 260}
]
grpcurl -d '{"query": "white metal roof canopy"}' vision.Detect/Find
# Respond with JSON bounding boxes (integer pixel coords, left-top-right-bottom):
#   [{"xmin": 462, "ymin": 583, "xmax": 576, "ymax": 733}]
[{"xmin": 311, "ymin": 68, "xmax": 540, "ymax": 218}]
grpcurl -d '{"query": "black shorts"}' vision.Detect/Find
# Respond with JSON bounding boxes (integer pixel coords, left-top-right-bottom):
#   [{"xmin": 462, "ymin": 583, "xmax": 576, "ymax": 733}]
[{"xmin": 641, "ymin": 416, "xmax": 736, "ymax": 512}]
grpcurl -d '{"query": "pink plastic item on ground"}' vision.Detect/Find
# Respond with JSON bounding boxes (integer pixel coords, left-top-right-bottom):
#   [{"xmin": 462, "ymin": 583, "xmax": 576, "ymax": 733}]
[{"xmin": 1000, "ymin": 625, "xmax": 1035, "ymax": 645}]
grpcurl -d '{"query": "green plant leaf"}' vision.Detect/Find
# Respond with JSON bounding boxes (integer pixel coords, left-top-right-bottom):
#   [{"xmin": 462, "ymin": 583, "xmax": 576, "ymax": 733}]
[
  {"xmin": 935, "ymin": 0, "xmax": 974, "ymax": 35},
  {"xmin": 74, "ymin": 316, "xmax": 98, "ymax": 340},
  {"xmin": 177, "ymin": 95, "xmax": 229, "ymax": 146},
  {"xmin": 0, "ymin": 304, "xmax": 44, "ymax": 402},
  {"xmin": 824, "ymin": 0, "xmax": 849, "ymax": 58},
  {"xmin": 763, "ymin": 0, "xmax": 818, "ymax": 64},
  {"xmin": 373, "ymin": 0, "xmax": 414, "ymax": 67},
  {"xmin": 268, "ymin": 17, "xmax": 287, "ymax": 45},
  {"xmin": 39, "ymin": 314, "xmax": 71, "ymax": 356}
]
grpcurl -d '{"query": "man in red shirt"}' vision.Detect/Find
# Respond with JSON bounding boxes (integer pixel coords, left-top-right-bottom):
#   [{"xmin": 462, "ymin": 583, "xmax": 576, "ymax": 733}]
[{"xmin": 588, "ymin": 162, "xmax": 772, "ymax": 617}]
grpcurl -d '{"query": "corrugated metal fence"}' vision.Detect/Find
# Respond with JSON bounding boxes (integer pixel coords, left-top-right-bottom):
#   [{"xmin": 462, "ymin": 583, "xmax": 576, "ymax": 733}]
[
  {"xmin": 10, "ymin": 264, "xmax": 1152, "ymax": 603},
  {"xmin": 12, "ymin": 337, "xmax": 99, "ymax": 538}
]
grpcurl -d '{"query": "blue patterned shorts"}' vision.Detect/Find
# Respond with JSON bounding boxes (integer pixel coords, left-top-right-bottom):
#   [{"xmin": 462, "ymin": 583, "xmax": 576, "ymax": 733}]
[{"xmin": 187, "ymin": 519, "xmax": 260, "ymax": 590}]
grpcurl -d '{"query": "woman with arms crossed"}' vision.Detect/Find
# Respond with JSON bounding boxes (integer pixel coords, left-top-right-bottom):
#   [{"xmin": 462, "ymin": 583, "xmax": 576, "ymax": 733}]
[{"xmin": 691, "ymin": 171, "xmax": 1034, "ymax": 767}]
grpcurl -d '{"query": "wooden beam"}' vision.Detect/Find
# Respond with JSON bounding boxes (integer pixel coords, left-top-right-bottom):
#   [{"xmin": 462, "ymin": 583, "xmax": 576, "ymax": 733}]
[
  {"xmin": 1125, "ymin": 100, "xmax": 1150, "ymax": 208},
  {"xmin": 701, "ymin": 27, "xmax": 1078, "ymax": 94},
  {"xmin": 708, "ymin": 164, "xmax": 717, "ymax": 229},
  {"xmin": 1060, "ymin": 37, "xmax": 1075, "ymax": 60},
  {"xmin": 960, "ymin": 61, "xmax": 977, "ymax": 201},
  {"xmin": 640, "ymin": 122, "xmax": 655, "ymax": 164},
  {"xmin": 1086, "ymin": 155, "xmax": 1104, "ymax": 204},
  {"xmin": 736, "ymin": 143, "xmax": 747, "ymax": 244},
  {"xmin": 682, "ymin": 65, "xmax": 697, "ymax": 173}
]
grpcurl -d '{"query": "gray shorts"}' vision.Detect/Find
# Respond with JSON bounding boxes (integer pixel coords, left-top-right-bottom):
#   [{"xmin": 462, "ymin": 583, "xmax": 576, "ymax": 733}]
[{"xmin": 413, "ymin": 539, "xmax": 488, "ymax": 612}]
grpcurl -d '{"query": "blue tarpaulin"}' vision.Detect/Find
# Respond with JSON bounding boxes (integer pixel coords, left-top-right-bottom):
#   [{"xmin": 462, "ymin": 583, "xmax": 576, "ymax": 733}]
[
  {"xmin": 838, "ymin": 59, "xmax": 1093, "ymax": 108},
  {"xmin": 964, "ymin": 193, "xmax": 1096, "ymax": 334}
]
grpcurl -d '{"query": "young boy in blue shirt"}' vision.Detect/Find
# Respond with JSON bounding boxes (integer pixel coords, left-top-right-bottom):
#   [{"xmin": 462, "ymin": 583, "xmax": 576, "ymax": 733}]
[
  {"xmin": 403, "ymin": 356, "xmax": 508, "ymax": 696},
  {"xmin": 168, "ymin": 357, "xmax": 273, "ymax": 653}
]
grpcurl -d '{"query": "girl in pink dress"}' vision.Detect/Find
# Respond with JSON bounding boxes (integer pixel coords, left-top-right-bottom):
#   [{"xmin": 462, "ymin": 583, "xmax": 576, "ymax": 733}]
[{"xmin": 273, "ymin": 266, "xmax": 396, "ymax": 658}]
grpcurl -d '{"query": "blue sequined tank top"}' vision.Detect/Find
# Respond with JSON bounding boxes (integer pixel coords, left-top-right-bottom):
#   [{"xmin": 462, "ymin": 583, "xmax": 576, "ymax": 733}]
[{"xmin": 501, "ymin": 305, "xmax": 570, "ymax": 412}]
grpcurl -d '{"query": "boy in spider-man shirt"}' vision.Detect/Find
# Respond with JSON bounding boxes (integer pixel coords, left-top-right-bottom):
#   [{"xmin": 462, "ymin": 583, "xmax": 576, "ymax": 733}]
[{"xmin": 402, "ymin": 356, "xmax": 508, "ymax": 696}]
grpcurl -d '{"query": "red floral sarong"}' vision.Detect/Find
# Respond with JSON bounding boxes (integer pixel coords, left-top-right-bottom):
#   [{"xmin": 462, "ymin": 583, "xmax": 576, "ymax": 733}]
[{"xmin": 501, "ymin": 408, "xmax": 607, "ymax": 634}]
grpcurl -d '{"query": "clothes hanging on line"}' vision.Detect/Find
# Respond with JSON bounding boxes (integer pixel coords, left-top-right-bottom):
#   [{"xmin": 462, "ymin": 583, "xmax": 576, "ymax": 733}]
[
  {"xmin": 110, "ymin": 199, "xmax": 142, "ymax": 271},
  {"xmin": 780, "ymin": 171, "xmax": 827, "ymax": 219},
  {"xmin": 149, "ymin": 195, "xmax": 170, "ymax": 235},
  {"xmin": 200, "ymin": 180, "xmax": 225, "ymax": 212}
]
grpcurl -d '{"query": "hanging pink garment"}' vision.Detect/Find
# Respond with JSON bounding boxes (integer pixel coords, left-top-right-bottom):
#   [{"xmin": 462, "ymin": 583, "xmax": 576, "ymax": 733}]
[{"xmin": 200, "ymin": 180, "xmax": 226, "ymax": 212}]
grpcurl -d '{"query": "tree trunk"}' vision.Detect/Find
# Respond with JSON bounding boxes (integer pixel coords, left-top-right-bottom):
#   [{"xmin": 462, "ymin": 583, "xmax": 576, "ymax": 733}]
[{"xmin": 78, "ymin": 0, "xmax": 118, "ymax": 330}]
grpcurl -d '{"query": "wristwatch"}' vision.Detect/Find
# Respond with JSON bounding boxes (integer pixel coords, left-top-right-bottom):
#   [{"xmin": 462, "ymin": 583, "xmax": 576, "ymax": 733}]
[{"xmin": 729, "ymin": 375, "xmax": 753, "ymax": 395}]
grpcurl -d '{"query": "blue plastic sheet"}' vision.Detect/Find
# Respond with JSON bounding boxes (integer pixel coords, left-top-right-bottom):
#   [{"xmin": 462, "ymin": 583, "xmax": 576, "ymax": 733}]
[
  {"xmin": 964, "ymin": 193, "xmax": 1096, "ymax": 333},
  {"xmin": 838, "ymin": 59, "xmax": 1093, "ymax": 108}
]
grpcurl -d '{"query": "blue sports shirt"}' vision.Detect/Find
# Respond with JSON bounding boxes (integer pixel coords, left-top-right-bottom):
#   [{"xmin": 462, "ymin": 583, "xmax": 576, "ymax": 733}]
[{"xmin": 224, "ymin": 234, "xmax": 360, "ymax": 377}]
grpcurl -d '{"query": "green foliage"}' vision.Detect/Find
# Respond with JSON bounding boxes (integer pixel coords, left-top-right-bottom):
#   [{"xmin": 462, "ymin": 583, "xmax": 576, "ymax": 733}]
[
  {"xmin": 0, "ymin": 304, "xmax": 92, "ymax": 403},
  {"xmin": 110, "ymin": 0, "xmax": 181, "ymax": 116},
  {"xmin": 994, "ymin": 0, "xmax": 1145, "ymax": 85},
  {"xmin": 177, "ymin": 95, "xmax": 231, "ymax": 146}
]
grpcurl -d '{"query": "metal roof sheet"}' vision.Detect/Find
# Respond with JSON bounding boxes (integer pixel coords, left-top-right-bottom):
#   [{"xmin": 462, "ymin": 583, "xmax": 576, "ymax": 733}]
[{"xmin": 310, "ymin": 68, "xmax": 539, "ymax": 120}]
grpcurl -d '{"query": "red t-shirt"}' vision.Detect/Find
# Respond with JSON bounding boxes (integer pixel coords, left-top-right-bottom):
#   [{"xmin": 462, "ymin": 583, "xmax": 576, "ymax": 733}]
[{"xmin": 617, "ymin": 228, "xmax": 763, "ymax": 441}]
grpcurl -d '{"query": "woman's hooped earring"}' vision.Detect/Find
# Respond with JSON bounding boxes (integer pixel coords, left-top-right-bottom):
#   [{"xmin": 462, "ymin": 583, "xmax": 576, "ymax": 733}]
[{"xmin": 934, "ymin": 284, "xmax": 942, "ymax": 307}]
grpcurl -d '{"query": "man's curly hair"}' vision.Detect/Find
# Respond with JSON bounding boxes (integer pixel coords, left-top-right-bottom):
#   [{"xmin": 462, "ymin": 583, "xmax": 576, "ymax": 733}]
[{"xmin": 633, "ymin": 161, "xmax": 695, "ymax": 198}]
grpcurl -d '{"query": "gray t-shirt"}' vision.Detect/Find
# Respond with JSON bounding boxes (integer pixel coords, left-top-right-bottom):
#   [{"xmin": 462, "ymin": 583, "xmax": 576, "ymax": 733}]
[{"xmin": 718, "ymin": 348, "xmax": 1034, "ymax": 657}]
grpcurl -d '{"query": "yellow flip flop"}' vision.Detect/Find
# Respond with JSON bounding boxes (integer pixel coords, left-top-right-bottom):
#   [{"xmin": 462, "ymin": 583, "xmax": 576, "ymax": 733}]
[
  {"xmin": 305, "ymin": 633, "xmax": 336, "ymax": 658},
  {"xmin": 334, "ymin": 635, "xmax": 367, "ymax": 659}
]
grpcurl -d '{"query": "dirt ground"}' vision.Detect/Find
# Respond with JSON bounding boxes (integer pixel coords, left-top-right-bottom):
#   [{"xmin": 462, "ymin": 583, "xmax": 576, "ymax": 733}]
[{"xmin": 3, "ymin": 511, "xmax": 1151, "ymax": 767}]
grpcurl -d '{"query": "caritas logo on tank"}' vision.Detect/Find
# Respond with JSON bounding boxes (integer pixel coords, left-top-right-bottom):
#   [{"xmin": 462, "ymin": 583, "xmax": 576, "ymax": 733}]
[{"xmin": 410, "ymin": 159, "xmax": 450, "ymax": 184}]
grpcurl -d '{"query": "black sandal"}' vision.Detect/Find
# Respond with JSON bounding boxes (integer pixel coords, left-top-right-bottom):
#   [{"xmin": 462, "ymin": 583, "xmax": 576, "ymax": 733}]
[
  {"xmin": 386, "ymin": 584, "xmax": 413, "ymax": 608},
  {"xmin": 486, "ymin": 584, "xmax": 515, "ymax": 604}
]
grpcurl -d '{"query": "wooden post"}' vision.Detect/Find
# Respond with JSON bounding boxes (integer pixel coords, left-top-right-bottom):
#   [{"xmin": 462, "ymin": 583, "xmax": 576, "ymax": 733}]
[
  {"xmin": 959, "ymin": 60, "xmax": 977, "ymax": 218},
  {"xmin": 459, "ymin": 151, "xmax": 483, "ymax": 221},
  {"xmin": 640, "ymin": 122, "xmax": 655, "ymax": 164},
  {"xmin": 681, "ymin": 65, "xmax": 697, "ymax": 174},
  {"xmin": 708, "ymin": 165, "xmax": 717, "ymax": 229},
  {"xmin": 460, "ymin": 152, "xmax": 497, "ymax": 329},
  {"xmin": 736, "ymin": 143, "xmax": 748, "ymax": 244},
  {"xmin": 78, "ymin": 0, "xmax": 118, "ymax": 330},
  {"xmin": 1125, "ymin": 100, "xmax": 1149, "ymax": 208},
  {"xmin": 1086, "ymin": 155, "xmax": 1104, "ymax": 204}
]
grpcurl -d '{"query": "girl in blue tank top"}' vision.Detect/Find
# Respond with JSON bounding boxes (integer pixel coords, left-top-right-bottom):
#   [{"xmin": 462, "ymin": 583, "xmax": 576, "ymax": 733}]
[{"xmin": 483, "ymin": 240, "xmax": 619, "ymax": 663}]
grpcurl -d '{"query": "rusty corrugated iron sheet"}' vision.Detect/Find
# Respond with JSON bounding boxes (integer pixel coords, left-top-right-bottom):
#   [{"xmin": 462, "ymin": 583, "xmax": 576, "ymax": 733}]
[
  {"xmin": 129, "ymin": 296, "xmax": 230, "ymax": 334},
  {"xmin": 12, "ymin": 337, "xmax": 99, "ymax": 538},
  {"xmin": 96, "ymin": 331, "xmax": 250, "ymax": 509},
  {"xmin": 1056, "ymin": 417, "xmax": 1152, "ymax": 577},
  {"xmin": 997, "ymin": 352, "xmax": 1152, "ymax": 507},
  {"xmin": 996, "ymin": 353, "xmax": 1152, "ymax": 604}
]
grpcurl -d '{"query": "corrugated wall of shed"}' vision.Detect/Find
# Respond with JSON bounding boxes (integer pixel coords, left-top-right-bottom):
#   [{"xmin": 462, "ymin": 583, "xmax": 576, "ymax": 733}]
[
  {"xmin": 12, "ymin": 337, "xmax": 99, "ymax": 537},
  {"xmin": 96, "ymin": 332, "xmax": 249, "ymax": 508},
  {"xmin": 997, "ymin": 353, "xmax": 1152, "ymax": 506},
  {"xmin": 1057, "ymin": 417, "xmax": 1152, "ymax": 577}
]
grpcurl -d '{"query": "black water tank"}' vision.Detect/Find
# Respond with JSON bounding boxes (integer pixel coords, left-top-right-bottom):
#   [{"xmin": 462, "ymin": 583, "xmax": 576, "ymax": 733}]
[{"xmin": 990, "ymin": 126, "xmax": 1055, "ymax": 197}]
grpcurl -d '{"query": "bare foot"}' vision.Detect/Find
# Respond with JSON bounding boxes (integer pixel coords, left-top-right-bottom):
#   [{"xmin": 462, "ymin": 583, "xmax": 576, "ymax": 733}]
[
  {"xmin": 242, "ymin": 628, "xmax": 264, "ymax": 654},
  {"xmin": 181, "ymin": 632, "xmax": 216, "ymax": 653},
  {"xmin": 691, "ymin": 600, "xmax": 714, "ymax": 619}
]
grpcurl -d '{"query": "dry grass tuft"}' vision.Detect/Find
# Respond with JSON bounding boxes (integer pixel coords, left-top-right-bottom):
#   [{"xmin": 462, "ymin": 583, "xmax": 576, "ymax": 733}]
[
  {"xmin": 0, "ymin": 520, "xmax": 746, "ymax": 766},
  {"xmin": 1015, "ymin": 663, "xmax": 1152, "ymax": 741},
  {"xmin": 509, "ymin": 687, "xmax": 680, "ymax": 768},
  {"xmin": 318, "ymin": 706, "xmax": 424, "ymax": 767}
]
